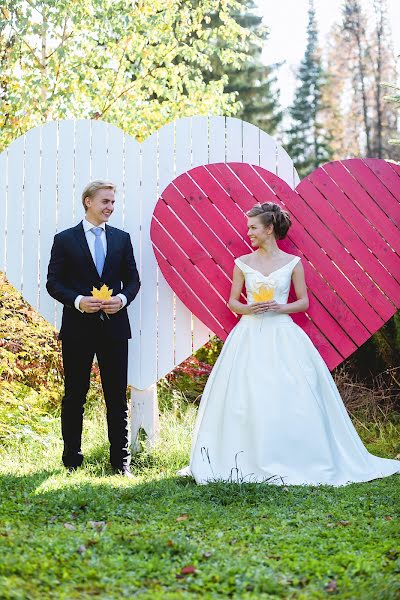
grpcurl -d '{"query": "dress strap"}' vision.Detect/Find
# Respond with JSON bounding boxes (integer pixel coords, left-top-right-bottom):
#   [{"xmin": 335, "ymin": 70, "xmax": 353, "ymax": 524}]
[{"xmin": 234, "ymin": 258, "xmax": 253, "ymax": 274}]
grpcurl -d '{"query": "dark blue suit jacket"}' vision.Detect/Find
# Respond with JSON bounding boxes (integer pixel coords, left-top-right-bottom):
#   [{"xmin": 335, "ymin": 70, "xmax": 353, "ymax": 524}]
[{"xmin": 46, "ymin": 222, "xmax": 140, "ymax": 340}]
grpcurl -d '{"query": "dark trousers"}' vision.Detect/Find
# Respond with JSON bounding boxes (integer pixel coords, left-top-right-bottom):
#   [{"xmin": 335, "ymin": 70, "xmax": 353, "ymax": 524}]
[{"xmin": 61, "ymin": 336, "xmax": 130, "ymax": 469}]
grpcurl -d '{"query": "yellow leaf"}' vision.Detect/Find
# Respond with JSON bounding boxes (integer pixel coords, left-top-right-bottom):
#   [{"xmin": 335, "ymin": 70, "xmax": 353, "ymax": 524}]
[
  {"xmin": 91, "ymin": 284, "xmax": 113, "ymax": 300},
  {"xmin": 253, "ymin": 285, "xmax": 275, "ymax": 302}
]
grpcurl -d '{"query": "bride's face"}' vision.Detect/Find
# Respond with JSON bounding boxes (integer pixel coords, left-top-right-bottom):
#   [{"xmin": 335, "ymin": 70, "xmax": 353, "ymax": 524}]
[{"xmin": 247, "ymin": 216, "xmax": 273, "ymax": 247}]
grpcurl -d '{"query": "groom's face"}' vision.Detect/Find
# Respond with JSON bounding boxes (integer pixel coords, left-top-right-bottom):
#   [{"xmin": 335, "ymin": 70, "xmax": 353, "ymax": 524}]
[{"xmin": 85, "ymin": 188, "xmax": 115, "ymax": 226}]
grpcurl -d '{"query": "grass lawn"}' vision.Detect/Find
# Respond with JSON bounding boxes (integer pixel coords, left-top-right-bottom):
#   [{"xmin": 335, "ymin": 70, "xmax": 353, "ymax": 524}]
[{"xmin": 0, "ymin": 404, "xmax": 399, "ymax": 599}]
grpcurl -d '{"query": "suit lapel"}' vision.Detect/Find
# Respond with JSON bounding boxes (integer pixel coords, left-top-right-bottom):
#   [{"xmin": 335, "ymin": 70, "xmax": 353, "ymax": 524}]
[{"xmin": 74, "ymin": 222, "xmax": 100, "ymax": 280}]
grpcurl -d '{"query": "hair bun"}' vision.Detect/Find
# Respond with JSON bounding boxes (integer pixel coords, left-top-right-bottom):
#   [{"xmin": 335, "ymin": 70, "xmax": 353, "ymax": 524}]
[{"xmin": 246, "ymin": 201, "xmax": 292, "ymax": 240}]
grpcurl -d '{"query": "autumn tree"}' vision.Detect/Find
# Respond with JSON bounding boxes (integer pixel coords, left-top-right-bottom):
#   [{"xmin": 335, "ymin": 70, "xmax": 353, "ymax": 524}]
[
  {"xmin": 285, "ymin": 0, "xmax": 333, "ymax": 178},
  {"xmin": 323, "ymin": 0, "xmax": 399, "ymax": 160},
  {"xmin": 201, "ymin": 0, "xmax": 282, "ymax": 134},
  {"xmin": 0, "ymin": 0, "xmax": 254, "ymax": 151}
]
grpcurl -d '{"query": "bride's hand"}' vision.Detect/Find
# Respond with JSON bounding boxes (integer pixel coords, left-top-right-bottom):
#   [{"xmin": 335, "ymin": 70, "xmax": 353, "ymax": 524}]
[
  {"xmin": 247, "ymin": 302, "xmax": 272, "ymax": 314},
  {"xmin": 264, "ymin": 300, "xmax": 283, "ymax": 313}
]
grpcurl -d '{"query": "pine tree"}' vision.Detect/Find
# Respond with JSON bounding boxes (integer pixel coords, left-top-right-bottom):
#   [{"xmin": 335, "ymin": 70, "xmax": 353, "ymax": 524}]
[
  {"xmin": 203, "ymin": 0, "xmax": 282, "ymax": 134},
  {"xmin": 286, "ymin": 0, "xmax": 333, "ymax": 178}
]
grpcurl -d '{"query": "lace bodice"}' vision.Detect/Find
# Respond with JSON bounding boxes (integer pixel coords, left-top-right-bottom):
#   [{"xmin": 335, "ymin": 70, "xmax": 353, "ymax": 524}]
[{"xmin": 234, "ymin": 256, "xmax": 300, "ymax": 305}]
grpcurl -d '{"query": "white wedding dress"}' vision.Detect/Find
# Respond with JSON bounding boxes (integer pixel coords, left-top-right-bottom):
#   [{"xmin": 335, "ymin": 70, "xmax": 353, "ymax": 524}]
[{"xmin": 185, "ymin": 256, "xmax": 400, "ymax": 486}]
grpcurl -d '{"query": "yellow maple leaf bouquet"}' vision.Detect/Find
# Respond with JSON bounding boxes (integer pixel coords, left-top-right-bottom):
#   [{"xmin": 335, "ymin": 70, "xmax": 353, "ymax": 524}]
[
  {"xmin": 252, "ymin": 284, "xmax": 275, "ymax": 302},
  {"xmin": 91, "ymin": 284, "xmax": 113, "ymax": 300},
  {"xmin": 91, "ymin": 284, "xmax": 113, "ymax": 319}
]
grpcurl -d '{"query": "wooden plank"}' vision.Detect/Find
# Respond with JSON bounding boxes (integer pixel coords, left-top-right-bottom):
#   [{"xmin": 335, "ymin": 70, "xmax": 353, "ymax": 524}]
[
  {"xmin": 318, "ymin": 164, "xmax": 400, "ymax": 279},
  {"xmin": 301, "ymin": 171, "xmax": 400, "ymax": 304},
  {"xmin": 174, "ymin": 295, "xmax": 194, "ymax": 366},
  {"xmin": 207, "ymin": 162, "xmax": 263, "ymax": 206},
  {"xmin": 0, "ymin": 149, "xmax": 7, "ymax": 272},
  {"xmin": 162, "ymin": 181, "xmax": 246, "ymax": 272},
  {"xmin": 364, "ymin": 159, "xmax": 400, "ymax": 205},
  {"xmin": 139, "ymin": 133, "xmax": 158, "ymax": 389},
  {"xmin": 172, "ymin": 173, "xmax": 250, "ymax": 264},
  {"xmin": 242, "ymin": 121, "xmax": 260, "ymax": 165},
  {"xmin": 323, "ymin": 161, "xmax": 400, "ymax": 254},
  {"xmin": 6, "ymin": 135, "xmax": 24, "ymax": 293},
  {"xmin": 191, "ymin": 116, "xmax": 209, "ymax": 168},
  {"xmin": 190, "ymin": 165, "xmax": 251, "ymax": 243},
  {"xmin": 57, "ymin": 120, "xmax": 75, "ymax": 232},
  {"xmin": 106, "ymin": 123, "xmax": 124, "ymax": 228},
  {"xmin": 280, "ymin": 236, "xmax": 370, "ymax": 347},
  {"xmin": 259, "ymin": 132, "xmax": 277, "ymax": 175},
  {"xmin": 157, "ymin": 121, "xmax": 176, "ymax": 379},
  {"xmin": 264, "ymin": 170, "xmax": 393, "ymax": 321},
  {"xmin": 225, "ymin": 118, "xmax": 243, "ymax": 162},
  {"xmin": 90, "ymin": 119, "xmax": 108, "ymax": 181},
  {"xmin": 277, "ymin": 145, "xmax": 296, "ymax": 188},
  {"xmin": 173, "ymin": 117, "xmax": 200, "ymax": 366},
  {"xmin": 153, "ymin": 201, "xmax": 232, "ymax": 299},
  {"xmin": 308, "ymin": 169, "xmax": 400, "ymax": 293},
  {"xmin": 208, "ymin": 116, "xmax": 226, "ymax": 163},
  {"xmin": 153, "ymin": 247, "xmax": 228, "ymax": 340},
  {"xmin": 343, "ymin": 159, "xmax": 399, "ymax": 224},
  {"xmin": 151, "ymin": 219, "xmax": 235, "ymax": 323},
  {"xmin": 175, "ymin": 118, "xmax": 191, "ymax": 175},
  {"xmin": 74, "ymin": 121, "xmax": 91, "ymax": 222},
  {"xmin": 192, "ymin": 315, "xmax": 211, "ymax": 352},
  {"xmin": 124, "ymin": 134, "xmax": 141, "ymax": 388},
  {"xmin": 22, "ymin": 126, "xmax": 41, "ymax": 310},
  {"xmin": 39, "ymin": 121, "xmax": 58, "ymax": 326}
]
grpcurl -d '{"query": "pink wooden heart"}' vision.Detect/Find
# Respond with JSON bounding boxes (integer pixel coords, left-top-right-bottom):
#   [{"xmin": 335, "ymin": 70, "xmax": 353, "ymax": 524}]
[{"xmin": 150, "ymin": 159, "xmax": 400, "ymax": 369}]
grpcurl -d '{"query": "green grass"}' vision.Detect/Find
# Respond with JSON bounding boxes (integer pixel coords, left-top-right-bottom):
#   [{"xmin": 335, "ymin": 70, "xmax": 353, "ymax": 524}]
[{"xmin": 0, "ymin": 402, "xmax": 399, "ymax": 599}]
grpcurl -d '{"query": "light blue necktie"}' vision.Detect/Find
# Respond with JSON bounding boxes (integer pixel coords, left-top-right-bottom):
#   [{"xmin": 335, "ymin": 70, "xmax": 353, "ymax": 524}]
[{"xmin": 92, "ymin": 227, "xmax": 105, "ymax": 276}]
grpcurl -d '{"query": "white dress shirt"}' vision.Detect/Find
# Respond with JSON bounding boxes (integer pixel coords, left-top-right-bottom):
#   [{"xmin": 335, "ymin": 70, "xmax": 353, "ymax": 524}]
[{"xmin": 74, "ymin": 217, "xmax": 127, "ymax": 312}]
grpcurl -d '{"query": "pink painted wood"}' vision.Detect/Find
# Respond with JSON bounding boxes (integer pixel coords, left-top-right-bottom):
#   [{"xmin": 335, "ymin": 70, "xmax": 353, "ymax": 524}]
[{"xmin": 151, "ymin": 159, "xmax": 400, "ymax": 370}]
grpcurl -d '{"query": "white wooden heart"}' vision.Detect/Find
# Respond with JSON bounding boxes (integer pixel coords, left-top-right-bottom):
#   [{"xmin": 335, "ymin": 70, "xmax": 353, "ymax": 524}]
[{"xmin": 0, "ymin": 116, "xmax": 299, "ymax": 442}]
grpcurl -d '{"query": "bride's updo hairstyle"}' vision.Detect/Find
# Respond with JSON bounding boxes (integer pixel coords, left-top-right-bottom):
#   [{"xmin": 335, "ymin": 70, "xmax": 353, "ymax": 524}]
[{"xmin": 246, "ymin": 202, "xmax": 291, "ymax": 240}]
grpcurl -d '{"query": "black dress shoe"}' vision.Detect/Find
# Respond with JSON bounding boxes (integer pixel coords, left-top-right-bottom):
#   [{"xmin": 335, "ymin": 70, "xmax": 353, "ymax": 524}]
[{"xmin": 66, "ymin": 465, "xmax": 79, "ymax": 474}]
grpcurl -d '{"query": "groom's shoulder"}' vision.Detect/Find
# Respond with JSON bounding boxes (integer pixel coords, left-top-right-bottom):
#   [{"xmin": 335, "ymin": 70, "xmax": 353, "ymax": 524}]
[
  {"xmin": 106, "ymin": 224, "xmax": 130, "ymax": 238},
  {"xmin": 54, "ymin": 222, "xmax": 82, "ymax": 240}
]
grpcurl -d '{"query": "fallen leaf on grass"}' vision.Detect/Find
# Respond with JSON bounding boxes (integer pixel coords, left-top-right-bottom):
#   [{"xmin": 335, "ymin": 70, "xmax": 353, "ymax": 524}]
[
  {"xmin": 325, "ymin": 579, "xmax": 337, "ymax": 593},
  {"xmin": 337, "ymin": 520, "xmax": 351, "ymax": 526},
  {"xmin": 176, "ymin": 514, "xmax": 189, "ymax": 522},
  {"xmin": 167, "ymin": 539, "xmax": 174, "ymax": 547},
  {"xmin": 384, "ymin": 516, "xmax": 393, "ymax": 521},
  {"xmin": 87, "ymin": 520, "xmax": 106, "ymax": 531},
  {"xmin": 176, "ymin": 565, "xmax": 197, "ymax": 578},
  {"xmin": 64, "ymin": 523, "xmax": 75, "ymax": 530}
]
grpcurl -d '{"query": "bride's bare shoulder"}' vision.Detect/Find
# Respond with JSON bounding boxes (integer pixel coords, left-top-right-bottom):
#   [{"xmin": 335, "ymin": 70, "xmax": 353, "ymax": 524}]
[
  {"xmin": 283, "ymin": 252, "xmax": 300, "ymax": 261},
  {"xmin": 236, "ymin": 253, "xmax": 253, "ymax": 266}
]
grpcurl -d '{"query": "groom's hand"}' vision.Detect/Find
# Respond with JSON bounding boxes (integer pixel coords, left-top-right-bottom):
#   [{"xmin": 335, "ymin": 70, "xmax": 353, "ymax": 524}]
[
  {"xmin": 79, "ymin": 297, "xmax": 103, "ymax": 313},
  {"xmin": 101, "ymin": 296, "xmax": 123, "ymax": 314}
]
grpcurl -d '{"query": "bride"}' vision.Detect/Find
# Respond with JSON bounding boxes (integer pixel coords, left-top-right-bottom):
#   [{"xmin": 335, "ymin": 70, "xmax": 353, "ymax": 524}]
[{"xmin": 182, "ymin": 202, "xmax": 400, "ymax": 486}]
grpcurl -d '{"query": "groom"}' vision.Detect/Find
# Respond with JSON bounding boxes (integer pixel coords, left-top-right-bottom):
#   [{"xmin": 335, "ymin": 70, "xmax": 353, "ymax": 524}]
[{"xmin": 46, "ymin": 181, "xmax": 140, "ymax": 476}]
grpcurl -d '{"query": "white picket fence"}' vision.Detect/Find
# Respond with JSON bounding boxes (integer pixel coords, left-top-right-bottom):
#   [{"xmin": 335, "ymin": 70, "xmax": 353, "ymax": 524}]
[{"xmin": 0, "ymin": 116, "xmax": 299, "ymax": 444}]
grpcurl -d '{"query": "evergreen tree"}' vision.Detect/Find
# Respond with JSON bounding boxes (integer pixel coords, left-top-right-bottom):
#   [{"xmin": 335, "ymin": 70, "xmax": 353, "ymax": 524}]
[
  {"xmin": 202, "ymin": 0, "xmax": 282, "ymax": 134},
  {"xmin": 286, "ymin": 0, "xmax": 333, "ymax": 178}
]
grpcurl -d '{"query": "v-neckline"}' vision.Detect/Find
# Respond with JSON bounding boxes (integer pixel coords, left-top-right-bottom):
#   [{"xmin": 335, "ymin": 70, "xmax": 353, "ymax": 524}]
[{"xmin": 237, "ymin": 256, "xmax": 298, "ymax": 279}]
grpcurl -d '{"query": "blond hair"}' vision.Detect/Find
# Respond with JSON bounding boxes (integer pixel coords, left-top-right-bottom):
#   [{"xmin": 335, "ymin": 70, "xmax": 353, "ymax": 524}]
[{"xmin": 81, "ymin": 180, "xmax": 116, "ymax": 211}]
